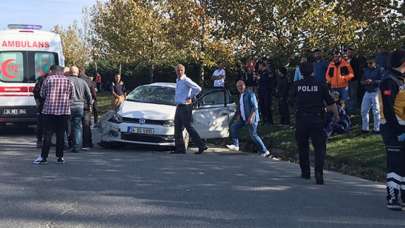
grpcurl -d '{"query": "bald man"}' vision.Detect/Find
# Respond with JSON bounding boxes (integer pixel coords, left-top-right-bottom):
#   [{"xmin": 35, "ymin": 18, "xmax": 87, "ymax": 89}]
[
  {"xmin": 68, "ymin": 66, "xmax": 92, "ymax": 153},
  {"xmin": 226, "ymin": 80, "xmax": 273, "ymax": 158}
]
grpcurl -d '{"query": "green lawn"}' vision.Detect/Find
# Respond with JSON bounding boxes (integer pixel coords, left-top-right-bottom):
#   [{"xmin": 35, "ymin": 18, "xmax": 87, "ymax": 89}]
[
  {"xmin": 96, "ymin": 91, "xmax": 386, "ymax": 182},
  {"xmin": 261, "ymin": 122, "xmax": 385, "ymax": 182},
  {"xmin": 97, "ymin": 91, "xmax": 113, "ymax": 114}
]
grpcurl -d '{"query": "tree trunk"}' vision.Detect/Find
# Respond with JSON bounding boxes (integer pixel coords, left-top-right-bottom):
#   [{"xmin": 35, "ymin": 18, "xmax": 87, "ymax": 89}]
[
  {"xmin": 199, "ymin": 62, "xmax": 205, "ymax": 87},
  {"xmin": 149, "ymin": 64, "xmax": 155, "ymax": 83}
]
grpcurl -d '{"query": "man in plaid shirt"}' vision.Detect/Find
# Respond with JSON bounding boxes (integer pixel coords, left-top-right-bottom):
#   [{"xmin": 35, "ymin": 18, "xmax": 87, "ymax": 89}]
[{"xmin": 33, "ymin": 65, "xmax": 73, "ymax": 165}]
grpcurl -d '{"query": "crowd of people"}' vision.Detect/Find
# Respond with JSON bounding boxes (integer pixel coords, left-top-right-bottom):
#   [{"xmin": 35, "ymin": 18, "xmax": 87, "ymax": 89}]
[
  {"xmin": 32, "ymin": 65, "xmax": 98, "ymax": 163},
  {"xmin": 207, "ymin": 47, "xmax": 404, "ymax": 210},
  {"xmin": 228, "ymin": 47, "xmax": 395, "ymax": 136},
  {"xmin": 30, "ymin": 46, "xmax": 404, "ymax": 211}
]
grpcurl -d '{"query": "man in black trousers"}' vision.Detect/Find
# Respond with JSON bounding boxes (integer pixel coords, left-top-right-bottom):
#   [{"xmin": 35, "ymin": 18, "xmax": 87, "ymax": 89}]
[
  {"xmin": 293, "ymin": 62, "xmax": 339, "ymax": 184},
  {"xmin": 172, "ymin": 64, "xmax": 207, "ymax": 154}
]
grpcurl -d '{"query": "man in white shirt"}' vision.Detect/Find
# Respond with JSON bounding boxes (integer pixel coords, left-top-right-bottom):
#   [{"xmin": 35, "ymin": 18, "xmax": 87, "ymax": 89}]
[
  {"xmin": 212, "ymin": 62, "xmax": 226, "ymax": 88},
  {"xmin": 226, "ymin": 80, "xmax": 274, "ymax": 159}
]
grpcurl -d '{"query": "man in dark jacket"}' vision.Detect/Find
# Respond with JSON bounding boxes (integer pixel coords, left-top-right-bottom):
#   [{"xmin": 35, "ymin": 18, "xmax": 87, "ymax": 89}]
[
  {"xmin": 33, "ymin": 74, "xmax": 47, "ymax": 147},
  {"xmin": 69, "ymin": 66, "xmax": 92, "ymax": 153},
  {"xmin": 79, "ymin": 68, "xmax": 97, "ymax": 149},
  {"xmin": 293, "ymin": 62, "xmax": 339, "ymax": 184},
  {"xmin": 379, "ymin": 50, "xmax": 405, "ymax": 210},
  {"xmin": 257, "ymin": 61, "xmax": 276, "ymax": 124},
  {"xmin": 277, "ymin": 67, "xmax": 290, "ymax": 125}
]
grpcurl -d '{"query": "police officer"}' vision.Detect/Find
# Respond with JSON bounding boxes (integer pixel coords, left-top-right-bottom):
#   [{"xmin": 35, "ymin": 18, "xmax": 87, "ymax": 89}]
[
  {"xmin": 293, "ymin": 62, "xmax": 339, "ymax": 184},
  {"xmin": 379, "ymin": 50, "xmax": 405, "ymax": 210}
]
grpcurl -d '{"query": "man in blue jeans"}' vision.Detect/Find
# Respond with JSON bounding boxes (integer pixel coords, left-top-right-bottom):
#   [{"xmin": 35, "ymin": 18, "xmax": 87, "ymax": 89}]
[
  {"xmin": 68, "ymin": 66, "xmax": 92, "ymax": 153},
  {"xmin": 226, "ymin": 80, "xmax": 274, "ymax": 158}
]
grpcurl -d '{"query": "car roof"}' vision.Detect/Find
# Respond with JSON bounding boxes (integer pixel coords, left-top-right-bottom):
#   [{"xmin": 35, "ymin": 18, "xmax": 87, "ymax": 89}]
[{"xmin": 147, "ymin": 82, "xmax": 176, "ymax": 88}]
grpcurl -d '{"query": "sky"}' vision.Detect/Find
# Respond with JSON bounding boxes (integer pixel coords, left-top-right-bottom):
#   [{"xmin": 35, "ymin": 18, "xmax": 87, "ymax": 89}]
[{"xmin": 0, "ymin": 0, "xmax": 102, "ymax": 31}]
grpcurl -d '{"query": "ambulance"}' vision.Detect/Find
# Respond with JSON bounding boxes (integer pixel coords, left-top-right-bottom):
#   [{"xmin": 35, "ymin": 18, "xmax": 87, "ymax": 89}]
[{"xmin": 0, "ymin": 24, "xmax": 64, "ymax": 126}]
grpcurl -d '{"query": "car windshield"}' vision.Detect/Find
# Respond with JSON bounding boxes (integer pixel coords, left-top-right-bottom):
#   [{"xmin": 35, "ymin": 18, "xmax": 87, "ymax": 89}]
[{"xmin": 126, "ymin": 85, "xmax": 176, "ymax": 106}]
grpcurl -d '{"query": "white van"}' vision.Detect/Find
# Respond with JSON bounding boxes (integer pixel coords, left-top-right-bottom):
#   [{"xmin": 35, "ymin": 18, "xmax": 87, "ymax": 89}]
[{"xmin": 0, "ymin": 24, "xmax": 64, "ymax": 126}]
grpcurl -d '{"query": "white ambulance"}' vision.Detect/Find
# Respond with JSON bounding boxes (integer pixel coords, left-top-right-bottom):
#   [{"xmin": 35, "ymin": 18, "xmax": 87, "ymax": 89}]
[{"xmin": 0, "ymin": 24, "xmax": 64, "ymax": 126}]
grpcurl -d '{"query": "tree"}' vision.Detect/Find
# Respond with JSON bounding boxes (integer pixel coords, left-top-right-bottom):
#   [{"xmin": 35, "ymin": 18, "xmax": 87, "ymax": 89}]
[
  {"xmin": 89, "ymin": 0, "xmax": 182, "ymax": 83},
  {"xmin": 52, "ymin": 22, "xmax": 89, "ymax": 67},
  {"xmin": 162, "ymin": 0, "xmax": 238, "ymax": 84},
  {"xmin": 207, "ymin": 0, "xmax": 404, "ymax": 59}
]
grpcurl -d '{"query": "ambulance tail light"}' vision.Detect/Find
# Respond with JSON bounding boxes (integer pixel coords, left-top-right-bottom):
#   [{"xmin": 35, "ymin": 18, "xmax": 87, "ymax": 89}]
[{"xmin": 0, "ymin": 86, "xmax": 34, "ymax": 93}]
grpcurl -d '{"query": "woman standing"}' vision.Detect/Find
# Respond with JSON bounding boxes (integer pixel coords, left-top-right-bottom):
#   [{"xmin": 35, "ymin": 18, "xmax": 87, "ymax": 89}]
[{"xmin": 111, "ymin": 74, "xmax": 126, "ymax": 110}]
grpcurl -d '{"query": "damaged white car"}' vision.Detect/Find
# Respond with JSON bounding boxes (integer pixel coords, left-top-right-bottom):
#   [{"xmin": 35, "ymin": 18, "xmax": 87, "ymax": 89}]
[{"xmin": 93, "ymin": 82, "xmax": 236, "ymax": 148}]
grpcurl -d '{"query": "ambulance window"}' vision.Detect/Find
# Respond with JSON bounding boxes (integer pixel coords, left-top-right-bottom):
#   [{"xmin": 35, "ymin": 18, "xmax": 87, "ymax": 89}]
[
  {"xmin": 0, "ymin": 52, "xmax": 24, "ymax": 82},
  {"xmin": 34, "ymin": 52, "xmax": 56, "ymax": 79}
]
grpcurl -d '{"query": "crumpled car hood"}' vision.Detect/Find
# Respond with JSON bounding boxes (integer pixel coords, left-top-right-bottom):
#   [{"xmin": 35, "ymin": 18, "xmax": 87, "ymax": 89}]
[{"xmin": 118, "ymin": 100, "xmax": 176, "ymax": 120}]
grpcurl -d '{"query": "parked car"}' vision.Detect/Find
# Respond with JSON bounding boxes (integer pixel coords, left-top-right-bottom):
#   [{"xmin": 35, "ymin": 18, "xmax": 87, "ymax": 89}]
[{"xmin": 93, "ymin": 82, "xmax": 236, "ymax": 148}]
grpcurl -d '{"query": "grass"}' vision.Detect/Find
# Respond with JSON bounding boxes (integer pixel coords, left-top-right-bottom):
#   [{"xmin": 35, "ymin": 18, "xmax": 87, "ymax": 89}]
[
  {"xmin": 96, "ymin": 91, "xmax": 386, "ymax": 182},
  {"xmin": 97, "ymin": 91, "xmax": 114, "ymax": 114},
  {"xmin": 252, "ymin": 114, "xmax": 386, "ymax": 182}
]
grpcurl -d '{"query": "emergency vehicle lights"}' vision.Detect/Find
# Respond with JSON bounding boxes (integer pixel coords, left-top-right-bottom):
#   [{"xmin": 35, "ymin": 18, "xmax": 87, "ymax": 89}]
[{"xmin": 7, "ymin": 24, "xmax": 42, "ymax": 30}]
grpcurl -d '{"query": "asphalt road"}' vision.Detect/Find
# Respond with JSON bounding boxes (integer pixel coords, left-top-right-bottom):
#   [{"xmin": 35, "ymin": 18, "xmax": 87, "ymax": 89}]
[{"xmin": 0, "ymin": 127, "xmax": 404, "ymax": 228}]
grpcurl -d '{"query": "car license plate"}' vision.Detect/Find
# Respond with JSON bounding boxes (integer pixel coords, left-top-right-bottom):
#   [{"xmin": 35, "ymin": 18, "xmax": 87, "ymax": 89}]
[
  {"xmin": 3, "ymin": 109, "xmax": 27, "ymax": 115},
  {"xmin": 128, "ymin": 127, "xmax": 154, "ymax": 135}
]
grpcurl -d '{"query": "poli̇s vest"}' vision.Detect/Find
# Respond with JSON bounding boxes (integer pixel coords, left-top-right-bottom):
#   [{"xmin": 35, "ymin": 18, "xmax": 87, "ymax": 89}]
[{"xmin": 379, "ymin": 75, "xmax": 405, "ymax": 126}]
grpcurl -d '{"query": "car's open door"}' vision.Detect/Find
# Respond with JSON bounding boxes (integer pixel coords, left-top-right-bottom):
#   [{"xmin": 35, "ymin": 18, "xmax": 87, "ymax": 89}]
[{"xmin": 192, "ymin": 88, "xmax": 236, "ymax": 139}]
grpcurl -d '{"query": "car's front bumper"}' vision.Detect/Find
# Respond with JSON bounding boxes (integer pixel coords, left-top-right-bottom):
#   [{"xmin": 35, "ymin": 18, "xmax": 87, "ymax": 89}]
[{"xmin": 93, "ymin": 120, "xmax": 175, "ymax": 146}]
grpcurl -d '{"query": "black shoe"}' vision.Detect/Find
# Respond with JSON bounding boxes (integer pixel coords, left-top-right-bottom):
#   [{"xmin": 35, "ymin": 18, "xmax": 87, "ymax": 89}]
[
  {"xmin": 56, "ymin": 157, "xmax": 64, "ymax": 164},
  {"xmin": 372, "ymin": 130, "xmax": 380, "ymax": 134},
  {"xmin": 361, "ymin": 130, "xmax": 370, "ymax": 134},
  {"xmin": 195, "ymin": 145, "xmax": 208, "ymax": 154},
  {"xmin": 315, "ymin": 172, "xmax": 324, "ymax": 185},
  {"xmin": 169, "ymin": 150, "xmax": 186, "ymax": 154}
]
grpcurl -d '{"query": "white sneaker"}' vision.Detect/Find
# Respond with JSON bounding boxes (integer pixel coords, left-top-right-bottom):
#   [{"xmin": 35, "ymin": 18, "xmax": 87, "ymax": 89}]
[
  {"xmin": 226, "ymin": 144, "xmax": 240, "ymax": 151},
  {"xmin": 261, "ymin": 150, "xmax": 271, "ymax": 157},
  {"xmin": 269, "ymin": 155, "xmax": 280, "ymax": 161},
  {"xmin": 32, "ymin": 155, "xmax": 47, "ymax": 165}
]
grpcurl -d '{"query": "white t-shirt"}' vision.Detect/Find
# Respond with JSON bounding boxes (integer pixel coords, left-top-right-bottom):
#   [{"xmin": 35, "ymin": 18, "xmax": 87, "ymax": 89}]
[
  {"xmin": 240, "ymin": 93, "xmax": 246, "ymax": 121},
  {"xmin": 212, "ymin": 68, "xmax": 226, "ymax": 87}
]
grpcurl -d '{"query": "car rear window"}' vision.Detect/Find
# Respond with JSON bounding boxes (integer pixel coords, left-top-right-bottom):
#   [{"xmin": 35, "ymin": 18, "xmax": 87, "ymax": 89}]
[
  {"xmin": 0, "ymin": 52, "xmax": 24, "ymax": 82},
  {"xmin": 34, "ymin": 52, "xmax": 55, "ymax": 79}
]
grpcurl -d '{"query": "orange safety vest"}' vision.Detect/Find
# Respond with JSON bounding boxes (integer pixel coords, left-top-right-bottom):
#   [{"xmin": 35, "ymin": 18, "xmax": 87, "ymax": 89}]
[{"xmin": 325, "ymin": 59, "xmax": 354, "ymax": 89}]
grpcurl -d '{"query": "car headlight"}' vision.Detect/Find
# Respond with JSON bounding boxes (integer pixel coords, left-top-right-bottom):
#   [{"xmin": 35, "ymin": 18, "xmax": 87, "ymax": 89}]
[
  {"xmin": 162, "ymin": 120, "xmax": 174, "ymax": 127},
  {"xmin": 108, "ymin": 113, "xmax": 123, "ymax": 123}
]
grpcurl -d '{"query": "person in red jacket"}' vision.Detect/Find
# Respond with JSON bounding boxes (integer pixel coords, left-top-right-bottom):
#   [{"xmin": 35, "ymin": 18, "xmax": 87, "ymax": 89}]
[{"xmin": 325, "ymin": 50, "xmax": 354, "ymax": 110}]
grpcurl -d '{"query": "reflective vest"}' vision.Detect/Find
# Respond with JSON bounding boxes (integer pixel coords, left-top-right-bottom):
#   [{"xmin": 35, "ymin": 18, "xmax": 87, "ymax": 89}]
[
  {"xmin": 379, "ymin": 74, "xmax": 405, "ymax": 127},
  {"xmin": 325, "ymin": 59, "xmax": 354, "ymax": 89}
]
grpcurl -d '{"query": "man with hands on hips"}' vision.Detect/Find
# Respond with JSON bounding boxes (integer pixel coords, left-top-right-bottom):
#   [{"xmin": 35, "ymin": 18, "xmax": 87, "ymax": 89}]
[{"xmin": 172, "ymin": 64, "xmax": 207, "ymax": 154}]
